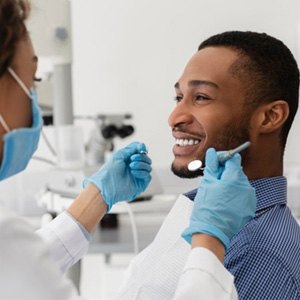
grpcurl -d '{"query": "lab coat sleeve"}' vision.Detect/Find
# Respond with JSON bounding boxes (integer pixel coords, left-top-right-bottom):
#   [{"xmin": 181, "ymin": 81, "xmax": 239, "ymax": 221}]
[
  {"xmin": 36, "ymin": 211, "xmax": 90, "ymax": 273},
  {"xmin": 173, "ymin": 247, "xmax": 238, "ymax": 300},
  {"xmin": 0, "ymin": 208, "xmax": 87, "ymax": 300}
]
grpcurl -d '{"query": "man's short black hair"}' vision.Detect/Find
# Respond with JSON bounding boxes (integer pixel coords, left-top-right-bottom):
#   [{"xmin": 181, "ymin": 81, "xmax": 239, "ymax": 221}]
[{"xmin": 198, "ymin": 31, "xmax": 300, "ymax": 151}]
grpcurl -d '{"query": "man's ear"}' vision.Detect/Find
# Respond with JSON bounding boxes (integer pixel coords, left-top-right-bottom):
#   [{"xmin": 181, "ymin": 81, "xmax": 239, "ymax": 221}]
[{"xmin": 255, "ymin": 100, "xmax": 289, "ymax": 134}]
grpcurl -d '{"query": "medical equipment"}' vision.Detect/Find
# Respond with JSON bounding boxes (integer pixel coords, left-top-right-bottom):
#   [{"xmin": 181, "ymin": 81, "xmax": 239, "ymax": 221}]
[
  {"xmin": 84, "ymin": 114, "xmax": 134, "ymax": 167},
  {"xmin": 27, "ymin": 0, "xmax": 72, "ymax": 125},
  {"xmin": 187, "ymin": 141, "xmax": 251, "ymax": 171},
  {"xmin": 139, "ymin": 150, "xmax": 148, "ymax": 155}
]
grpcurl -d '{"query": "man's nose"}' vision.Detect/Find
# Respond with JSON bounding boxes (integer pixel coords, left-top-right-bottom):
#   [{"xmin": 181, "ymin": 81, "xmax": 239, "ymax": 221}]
[{"xmin": 168, "ymin": 100, "xmax": 194, "ymax": 128}]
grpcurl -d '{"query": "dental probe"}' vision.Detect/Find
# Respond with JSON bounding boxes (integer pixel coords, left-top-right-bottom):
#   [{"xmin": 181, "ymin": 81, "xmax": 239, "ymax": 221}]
[
  {"xmin": 139, "ymin": 150, "xmax": 148, "ymax": 155},
  {"xmin": 187, "ymin": 141, "xmax": 251, "ymax": 171},
  {"xmin": 218, "ymin": 141, "xmax": 251, "ymax": 163}
]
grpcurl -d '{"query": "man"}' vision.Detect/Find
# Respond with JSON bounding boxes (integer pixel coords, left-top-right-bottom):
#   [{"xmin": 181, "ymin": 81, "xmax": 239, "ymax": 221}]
[
  {"xmin": 115, "ymin": 31, "xmax": 300, "ymax": 299},
  {"xmin": 0, "ymin": 1, "xmax": 256, "ymax": 298}
]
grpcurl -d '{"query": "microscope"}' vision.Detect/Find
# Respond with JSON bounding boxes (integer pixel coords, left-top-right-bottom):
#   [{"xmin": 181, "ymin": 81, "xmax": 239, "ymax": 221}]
[{"xmin": 85, "ymin": 114, "xmax": 134, "ymax": 168}]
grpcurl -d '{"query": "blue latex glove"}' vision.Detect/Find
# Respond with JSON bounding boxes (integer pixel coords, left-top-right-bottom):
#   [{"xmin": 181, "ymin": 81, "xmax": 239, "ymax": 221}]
[
  {"xmin": 83, "ymin": 142, "xmax": 152, "ymax": 211},
  {"xmin": 182, "ymin": 148, "xmax": 256, "ymax": 250}
]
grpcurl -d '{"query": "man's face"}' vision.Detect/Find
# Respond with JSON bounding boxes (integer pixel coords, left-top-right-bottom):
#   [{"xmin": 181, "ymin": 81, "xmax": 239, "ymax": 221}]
[{"xmin": 168, "ymin": 46, "xmax": 250, "ymax": 178}]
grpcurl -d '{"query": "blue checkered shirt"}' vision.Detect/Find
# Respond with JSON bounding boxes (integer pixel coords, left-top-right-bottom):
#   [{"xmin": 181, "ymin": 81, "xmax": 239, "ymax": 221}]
[{"xmin": 185, "ymin": 176, "xmax": 300, "ymax": 299}]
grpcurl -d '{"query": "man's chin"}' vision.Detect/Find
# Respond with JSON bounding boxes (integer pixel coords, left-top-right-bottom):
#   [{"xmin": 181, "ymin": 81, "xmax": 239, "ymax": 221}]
[{"xmin": 171, "ymin": 163, "xmax": 203, "ymax": 179}]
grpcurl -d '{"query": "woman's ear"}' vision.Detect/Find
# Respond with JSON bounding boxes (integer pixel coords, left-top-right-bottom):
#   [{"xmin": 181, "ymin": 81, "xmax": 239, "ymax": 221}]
[{"xmin": 255, "ymin": 100, "xmax": 289, "ymax": 134}]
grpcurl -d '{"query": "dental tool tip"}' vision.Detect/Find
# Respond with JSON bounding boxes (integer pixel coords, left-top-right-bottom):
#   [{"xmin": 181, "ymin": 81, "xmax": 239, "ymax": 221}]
[
  {"xmin": 188, "ymin": 160, "xmax": 202, "ymax": 171},
  {"xmin": 139, "ymin": 150, "xmax": 148, "ymax": 155}
]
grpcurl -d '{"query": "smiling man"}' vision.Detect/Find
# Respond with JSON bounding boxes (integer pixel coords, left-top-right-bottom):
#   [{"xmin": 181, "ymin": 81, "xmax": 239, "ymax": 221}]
[
  {"xmin": 171, "ymin": 49, "xmax": 250, "ymax": 179},
  {"xmin": 116, "ymin": 31, "xmax": 300, "ymax": 300}
]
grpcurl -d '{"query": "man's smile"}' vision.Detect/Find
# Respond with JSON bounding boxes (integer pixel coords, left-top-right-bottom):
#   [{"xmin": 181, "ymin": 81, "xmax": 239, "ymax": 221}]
[
  {"xmin": 175, "ymin": 138, "xmax": 200, "ymax": 146},
  {"xmin": 172, "ymin": 131, "xmax": 205, "ymax": 157}
]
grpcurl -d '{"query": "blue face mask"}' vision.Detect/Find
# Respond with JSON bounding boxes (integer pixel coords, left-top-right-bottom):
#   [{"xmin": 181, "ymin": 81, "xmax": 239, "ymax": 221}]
[{"xmin": 0, "ymin": 68, "xmax": 43, "ymax": 180}]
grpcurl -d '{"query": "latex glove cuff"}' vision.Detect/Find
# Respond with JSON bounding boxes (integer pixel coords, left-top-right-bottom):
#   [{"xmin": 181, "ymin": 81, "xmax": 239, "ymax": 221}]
[
  {"xmin": 83, "ymin": 177, "xmax": 111, "ymax": 211},
  {"xmin": 181, "ymin": 222, "xmax": 230, "ymax": 250}
]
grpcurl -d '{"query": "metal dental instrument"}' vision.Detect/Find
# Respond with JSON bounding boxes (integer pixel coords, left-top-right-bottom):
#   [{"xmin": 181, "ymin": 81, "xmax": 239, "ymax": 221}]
[
  {"xmin": 188, "ymin": 141, "xmax": 251, "ymax": 171},
  {"xmin": 139, "ymin": 150, "xmax": 148, "ymax": 155},
  {"xmin": 188, "ymin": 159, "xmax": 203, "ymax": 172},
  {"xmin": 218, "ymin": 141, "xmax": 251, "ymax": 163}
]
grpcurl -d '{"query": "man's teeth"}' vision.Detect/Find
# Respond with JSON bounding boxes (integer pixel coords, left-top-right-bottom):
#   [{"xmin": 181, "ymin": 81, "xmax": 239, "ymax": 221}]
[{"xmin": 175, "ymin": 139, "xmax": 200, "ymax": 146}]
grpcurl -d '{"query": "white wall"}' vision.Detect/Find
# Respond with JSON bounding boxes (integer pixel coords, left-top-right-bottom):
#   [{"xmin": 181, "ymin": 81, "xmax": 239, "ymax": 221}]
[
  {"xmin": 28, "ymin": 0, "xmax": 71, "ymax": 59},
  {"xmin": 70, "ymin": 0, "xmax": 300, "ymax": 169}
]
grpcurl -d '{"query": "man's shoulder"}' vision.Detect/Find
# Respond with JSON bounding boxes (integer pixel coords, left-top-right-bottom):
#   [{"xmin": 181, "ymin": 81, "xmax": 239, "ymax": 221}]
[
  {"xmin": 227, "ymin": 204, "xmax": 300, "ymax": 258},
  {"xmin": 253, "ymin": 204, "xmax": 299, "ymax": 251},
  {"xmin": 225, "ymin": 204, "xmax": 300, "ymax": 298}
]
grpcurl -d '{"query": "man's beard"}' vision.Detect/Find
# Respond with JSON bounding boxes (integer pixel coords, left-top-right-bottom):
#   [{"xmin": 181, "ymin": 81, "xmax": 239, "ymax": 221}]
[{"xmin": 171, "ymin": 118, "xmax": 250, "ymax": 178}]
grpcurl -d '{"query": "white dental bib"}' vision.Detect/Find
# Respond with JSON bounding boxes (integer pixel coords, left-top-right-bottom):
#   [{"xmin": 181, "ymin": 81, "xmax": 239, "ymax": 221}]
[{"xmin": 115, "ymin": 194, "xmax": 193, "ymax": 300}]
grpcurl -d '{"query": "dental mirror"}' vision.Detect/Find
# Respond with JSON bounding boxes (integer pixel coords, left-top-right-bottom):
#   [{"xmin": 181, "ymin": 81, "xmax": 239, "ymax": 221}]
[
  {"xmin": 188, "ymin": 160, "xmax": 203, "ymax": 171},
  {"xmin": 188, "ymin": 141, "xmax": 251, "ymax": 172}
]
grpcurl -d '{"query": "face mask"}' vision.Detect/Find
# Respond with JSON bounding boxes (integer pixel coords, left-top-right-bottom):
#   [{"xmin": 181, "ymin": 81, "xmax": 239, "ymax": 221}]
[{"xmin": 0, "ymin": 68, "xmax": 43, "ymax": 180}]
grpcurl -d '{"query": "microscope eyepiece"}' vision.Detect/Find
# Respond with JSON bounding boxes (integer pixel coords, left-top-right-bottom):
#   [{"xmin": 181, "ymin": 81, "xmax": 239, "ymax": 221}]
[
  {"xmin": 101, "ymin": 124, "xmax": 118, "ymax": 139},
  {"xmin": 117, "ymin": 125, "xmax": 134, "ymax": 138}
]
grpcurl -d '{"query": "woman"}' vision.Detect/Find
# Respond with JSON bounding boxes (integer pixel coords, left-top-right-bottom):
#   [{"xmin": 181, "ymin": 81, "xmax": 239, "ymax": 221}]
[{"xmin": 0, "ymin": 1, "xmax": 151, "ymax": 297}]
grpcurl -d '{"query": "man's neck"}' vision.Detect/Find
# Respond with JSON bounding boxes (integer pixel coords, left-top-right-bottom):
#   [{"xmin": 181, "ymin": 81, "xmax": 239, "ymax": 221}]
[{"xmin": 244, "ymin": 157, "xmax": 283, "ymax": 180}]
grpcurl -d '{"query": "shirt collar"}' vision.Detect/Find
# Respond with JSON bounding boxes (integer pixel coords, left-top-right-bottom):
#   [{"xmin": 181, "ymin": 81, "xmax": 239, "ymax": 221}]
[
  {"xmin": 184, "ymin": 176, "xmax": 287, "ymax": 213},
  {"xmin": 250, "ymin": 176, "xmax": 287, "ymax": 212}
]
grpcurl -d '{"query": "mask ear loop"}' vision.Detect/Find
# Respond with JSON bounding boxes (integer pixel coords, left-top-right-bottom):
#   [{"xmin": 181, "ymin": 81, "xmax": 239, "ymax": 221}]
[
  {"xmin": 0, "ymin": 115, "xmax": 10, "ymax": 133},
  {"xmin": 0, "ymin": 69, "xmax": 18, "ymax": 133},
  {"xmin": 7, "ymin": 67, "xmax": 32, "ymax": 99}
]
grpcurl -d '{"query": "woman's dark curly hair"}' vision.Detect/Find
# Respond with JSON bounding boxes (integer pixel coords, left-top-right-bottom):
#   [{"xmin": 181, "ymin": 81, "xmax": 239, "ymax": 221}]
[{"xmin": 0, "ymin": 0, "xmax": 30, "ymax": 77}]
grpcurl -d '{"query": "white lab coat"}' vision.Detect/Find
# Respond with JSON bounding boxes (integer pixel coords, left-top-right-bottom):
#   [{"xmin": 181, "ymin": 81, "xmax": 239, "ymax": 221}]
[
  {"xmin": 0, "ymin": 194, "xmax": 237, "ymax": 300},
  {"xmin": 0, "ymin": 207, "xmax": 83, "ymax": 300}
]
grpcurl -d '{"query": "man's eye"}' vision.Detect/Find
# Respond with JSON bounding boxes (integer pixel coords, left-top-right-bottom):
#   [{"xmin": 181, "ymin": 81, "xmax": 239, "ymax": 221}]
[
  {"xmin": 195, "ymin": 94, "xmax": 210, "ymax": 101},
  {"xmin": 174, "ymin": 95, "xmax": 183, "ymax": 103}
]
